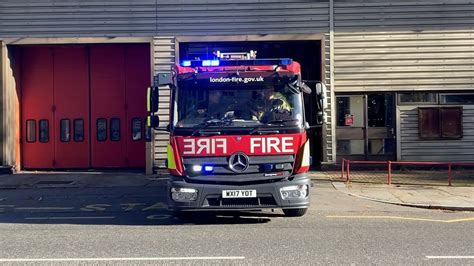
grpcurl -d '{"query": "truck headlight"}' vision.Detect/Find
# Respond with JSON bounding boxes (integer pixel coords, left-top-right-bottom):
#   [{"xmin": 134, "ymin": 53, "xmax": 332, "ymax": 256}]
[
  {"xmin": 280, "ymin": 185, "xmax": 308, "ymax": 200},
  {"xmin": 171, "ymin": 187, "xmax": 198, "ymax": 202}
]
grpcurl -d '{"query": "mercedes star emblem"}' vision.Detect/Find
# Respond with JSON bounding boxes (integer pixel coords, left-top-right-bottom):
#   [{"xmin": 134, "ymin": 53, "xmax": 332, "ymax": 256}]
[{"xmin": 228, "ymin": 152, "xmax": 249, "ymax": 173}]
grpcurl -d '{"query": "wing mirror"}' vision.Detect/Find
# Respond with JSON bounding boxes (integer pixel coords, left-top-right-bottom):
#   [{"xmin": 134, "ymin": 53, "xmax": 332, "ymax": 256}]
[{"xmin": 315, "ymin": 82, "xmax": 328, "ymax": 110}]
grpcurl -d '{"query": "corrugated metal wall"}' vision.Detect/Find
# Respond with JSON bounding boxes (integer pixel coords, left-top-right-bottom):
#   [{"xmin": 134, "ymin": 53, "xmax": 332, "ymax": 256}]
[
  {"xmin": 398, "ymin": 105, "xmax": 474, "ymax": 162},
  {"xmin": 0, "ymin": 0, "xmax": 329, "ymax": 37},
  {"xmin": 0, "ymin": 42, "xmax": 17, "ymax": 168},
  {"xmin": 155, "ymin": 0, "xmax": 328, "ymax": 35},
  {"xmin": 332, "ymin": 0, "xmax": 474, "ymax": 92},
  {"xmin": 0, "ymin": 42, "xmax": 4, "ymax": 165},
  {"xmin": 0, "ymin": 0, "xmax": 157, "ymax": 37},
  {"xmin": 152, "ymin": 37, "xmax": 174, "ymax": 167}
]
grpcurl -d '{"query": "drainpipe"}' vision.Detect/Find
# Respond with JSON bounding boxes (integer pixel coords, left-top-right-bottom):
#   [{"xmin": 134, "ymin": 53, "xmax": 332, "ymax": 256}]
[{"xmin": 329, "ymin": 0, "xmax": 337, "ymax": 163}]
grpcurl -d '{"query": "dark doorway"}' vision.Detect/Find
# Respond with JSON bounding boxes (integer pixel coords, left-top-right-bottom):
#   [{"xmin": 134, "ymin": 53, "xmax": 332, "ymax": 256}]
[{"xmin": 179, "ymin": 40, "xmax": 324, "ymax": 166}]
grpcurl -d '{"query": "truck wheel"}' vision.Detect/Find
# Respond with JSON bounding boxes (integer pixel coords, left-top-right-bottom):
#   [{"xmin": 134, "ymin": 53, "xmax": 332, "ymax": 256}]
[{"xmin": 283, "ymin": 208, "xmax": 307, "ymax": 217}]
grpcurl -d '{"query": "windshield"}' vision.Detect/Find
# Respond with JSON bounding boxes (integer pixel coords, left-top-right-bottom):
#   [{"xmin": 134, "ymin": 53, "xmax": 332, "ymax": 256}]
[{"xmin": 173, "ymin": 82, "xmax": 304, "ymax": 128}]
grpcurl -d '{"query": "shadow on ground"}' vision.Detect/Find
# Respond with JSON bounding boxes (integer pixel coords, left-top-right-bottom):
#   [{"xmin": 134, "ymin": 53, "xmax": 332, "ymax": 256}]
[{"xmin": 0, "ymin": 181, "xmax": 281, "ymax": 226}]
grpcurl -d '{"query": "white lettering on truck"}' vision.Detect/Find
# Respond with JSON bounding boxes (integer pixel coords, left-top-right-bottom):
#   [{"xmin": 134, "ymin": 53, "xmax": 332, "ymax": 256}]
[
  {"xmin": 183, "ymin": 138, "xmax": 227, "ymax": 155},
  {"xmin": 183, "ymin": 137, "xmax": 294, "ymax": 155},
  {"xmin": 250, "ymin": 137, "xmax": 294, "ymax": 153}
]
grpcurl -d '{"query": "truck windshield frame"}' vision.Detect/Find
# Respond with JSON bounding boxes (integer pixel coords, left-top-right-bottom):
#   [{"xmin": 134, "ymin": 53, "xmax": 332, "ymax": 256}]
[{"xmin": 172, "ymin": 79, "xmax": 305, "ymax": 133}]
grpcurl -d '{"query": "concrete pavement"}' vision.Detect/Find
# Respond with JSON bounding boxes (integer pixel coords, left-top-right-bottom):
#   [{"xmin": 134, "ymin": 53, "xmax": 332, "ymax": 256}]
[{"xmin": 332, "ymin": 182, "xmax": 474, "ymax": 211}]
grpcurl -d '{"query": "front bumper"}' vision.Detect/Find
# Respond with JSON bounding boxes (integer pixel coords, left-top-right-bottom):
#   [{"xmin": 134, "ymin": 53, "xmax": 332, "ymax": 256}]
[{"xmin": 167, "ymin": 173, "xmax": 311, "ymax": 211}]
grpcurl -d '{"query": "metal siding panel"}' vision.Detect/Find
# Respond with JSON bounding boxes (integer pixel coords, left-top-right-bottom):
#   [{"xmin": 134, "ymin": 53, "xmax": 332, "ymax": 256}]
[
  {"xmin": 152, "ymin": 37, "xmax": 174, "ymax": 168},
  {"xmin": 0, "ymin": 1, "xmax": 157, "ymax": 37},
  {"xmin": 0, "ymin": 42, "xmax": 4, "ymax": 165},
  {"xmin": 324, "ymin": 31, "xmax": 333, "ymax": 161},
  {"xmin": 0, "ymin": 1, "xmax": 329, "ymax": 37},
  {"xmin": 333, "ymin": 1, "xmax": 474, "ymax": 92},
  {"xmin": 399, "ymin": 105, "xmax": 474, "ymax": 162},
  {"xmin": 156, "ymin": 0, "xmax": 328, "ymax": 35}
]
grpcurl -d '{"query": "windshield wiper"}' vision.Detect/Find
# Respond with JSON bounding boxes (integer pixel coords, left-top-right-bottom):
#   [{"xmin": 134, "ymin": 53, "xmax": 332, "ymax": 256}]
[
  {"xmin": 191, "ymin": 119, "xmax": 227, "ymax": 136},
  {"xmin": 249, "ymin": 127, "xmax": 280, "ymax": 135},
  {"xmin": 265, "ymin": 119, "xmax": 300, "ymax": 126},
  {"xmin": 249, "ymin": 119, "xmax": 300, "ymax": 135}
]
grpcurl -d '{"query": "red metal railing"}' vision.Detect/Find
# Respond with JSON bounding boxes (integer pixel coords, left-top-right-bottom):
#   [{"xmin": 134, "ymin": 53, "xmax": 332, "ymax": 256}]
[{"xmin": 341, "ymin": 159, "xmax": 474, "ymax": 186}]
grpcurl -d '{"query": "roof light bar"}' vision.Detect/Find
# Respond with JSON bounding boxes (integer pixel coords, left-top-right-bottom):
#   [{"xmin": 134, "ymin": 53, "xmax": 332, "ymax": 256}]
[{"xmin": 180, "ymin": 58, "xmax": 292, "ymax": 68}]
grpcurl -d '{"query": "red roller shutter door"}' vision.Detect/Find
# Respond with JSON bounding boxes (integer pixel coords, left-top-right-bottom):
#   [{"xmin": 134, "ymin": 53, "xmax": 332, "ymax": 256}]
[
  {"xmin": 53, "ymin": 46, "xmax": 90, "ymax": 168},
  {"xmin": 90, "ymin": 46, "xmax": 127, "ymax": 168},
  {"xmin": 125, "ymin": 45, "xmax": 150, "ymax": 167}
]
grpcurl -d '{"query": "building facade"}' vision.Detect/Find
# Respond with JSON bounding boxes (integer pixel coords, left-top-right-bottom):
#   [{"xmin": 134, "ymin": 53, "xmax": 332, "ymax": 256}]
[{"xmin": 1, "ymin": 0, "xmax": 473, "ymax": 174}]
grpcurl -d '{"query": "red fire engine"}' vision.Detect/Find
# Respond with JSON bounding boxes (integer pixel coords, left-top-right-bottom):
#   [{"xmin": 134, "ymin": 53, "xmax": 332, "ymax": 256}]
[{"xmin": 148, "ymin": 51, "xmax": 327, "ymax": 217}]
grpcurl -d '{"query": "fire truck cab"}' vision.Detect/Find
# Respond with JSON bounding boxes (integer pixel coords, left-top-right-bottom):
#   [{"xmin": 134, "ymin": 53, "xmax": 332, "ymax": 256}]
[{"xmin": 148, "ymin": 51, "xmax": 326, "ymax": 217}]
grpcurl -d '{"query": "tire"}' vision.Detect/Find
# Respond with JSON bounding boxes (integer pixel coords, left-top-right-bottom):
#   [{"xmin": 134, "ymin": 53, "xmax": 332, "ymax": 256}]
[{"xmin": 283, "ymin": 208, "xmax": 307, "ymax": 217}]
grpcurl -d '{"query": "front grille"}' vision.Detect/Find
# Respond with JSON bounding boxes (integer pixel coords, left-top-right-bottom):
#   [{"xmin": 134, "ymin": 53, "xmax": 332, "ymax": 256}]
[
  {"xmin": 183, "ymin": 155, "xmax": 295, "ymax": 183},
  {"xmin": 203, "ymin": 194, "xmax": 277, "ymax": 208}
]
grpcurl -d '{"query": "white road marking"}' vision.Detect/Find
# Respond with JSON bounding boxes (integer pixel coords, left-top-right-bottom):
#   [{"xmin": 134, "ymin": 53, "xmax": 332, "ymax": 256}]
[
  {"xmin": 327, "ymin": 215, "xmax": 474, "ymax": 223},
  {"xmin": 426, "ymin": 256, "xmax": 474, "ymax": 259},
  {"xmin": 16, "ymin": 207, "xmax": 74, "ymax": 210},
  {"xmin": 0, "ymin": 256, "xmax": 245, "ymax": 262},
  {"xmin": 24, "ymin": 216, "xmax": 115, "ymax": 220}
]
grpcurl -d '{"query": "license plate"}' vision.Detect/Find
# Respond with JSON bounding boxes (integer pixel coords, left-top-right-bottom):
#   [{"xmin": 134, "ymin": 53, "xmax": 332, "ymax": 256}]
[{"xmin": 222, "ymin": 189, "xmax": 257, "ymax": 198}]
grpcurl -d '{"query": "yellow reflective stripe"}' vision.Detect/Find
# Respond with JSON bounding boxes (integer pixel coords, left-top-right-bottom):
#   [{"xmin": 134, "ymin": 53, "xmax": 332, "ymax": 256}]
[
  {"xmin": 167, "ymin": 144, "xmax": 176, "ymax": 170},
  {"xmin": 146, "ymin": 116, "xmax": 151, "ymax": 127},
  {"xmin": 146, "ymin": 87, "xmax": 151, "ymax": 112}
]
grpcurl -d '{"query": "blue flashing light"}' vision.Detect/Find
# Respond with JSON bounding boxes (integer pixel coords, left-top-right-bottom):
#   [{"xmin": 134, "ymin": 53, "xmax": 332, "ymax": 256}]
[
  {"xmin": 204, "ymin": 165, "xmax": 214, "ymax": 172},
  {"xmin": 263, "ymin": 164, "xmax": 273, "ymax": 171},
  {"xmin": 182, "ymin": 60, "xmax": 192, "ymax": 67},
  {"xmin": 280, "ymin": 59, "xmax": 292, "ymax": 65},
  {"xmin": 180, "ymin": 58, "xmax": 292, "ymax": 68}
]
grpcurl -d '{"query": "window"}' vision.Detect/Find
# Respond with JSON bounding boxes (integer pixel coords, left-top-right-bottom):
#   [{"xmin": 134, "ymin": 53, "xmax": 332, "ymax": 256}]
[
  {"xmin": 60, "ymin": 119, "xmax": 71, "ymax": 142},
  {"xmin": 97, "ymin": 119, "xmax": 107, "ymax": 141},
  {"xmin": 132, "ymin": 118, "xmax": 142, "ymax": 141},
  {"xmin": 110, "ymin": 118, "xmax": 120, "ymax": 141},
  {"xmin": 26, "ymin": 120, "xmax": 36, "ymax": 143},
  {"xmin": 39, "ymin": 120, "xmax": 49, "ymax": 143},
  {"xmin": 419, "ymin": 107, "xmax": 462, "ymax": 139},
  {"xmin": 398, "ymin": 92, "xmax": 437, "ymax": 105},
  {"xmin": 368, "ymin": 94, "xmax": 394, "ymax": 127},
  {"xmin": 74, "ymin": 119, "xmax": 84, "ymax": 142},
  {"xmin": 336, "ymin": 96, "xmax": 364, "ymax": 127},
  {"xmin": 440, "ymin": 93, "xmax": 474, "ymax": 104}
]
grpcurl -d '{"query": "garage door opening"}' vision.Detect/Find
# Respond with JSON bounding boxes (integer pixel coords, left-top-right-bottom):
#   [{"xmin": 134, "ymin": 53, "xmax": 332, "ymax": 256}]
[
  {"xmin": 12, "ymin": 44, "xmax": 151, "ymax": 170},
  {"xmin": 179, "ymin": 40, "xmax": 325, "ymax": 166}
]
